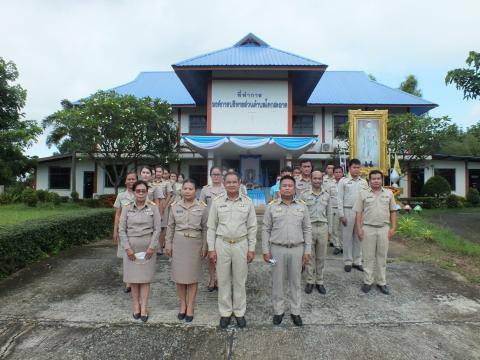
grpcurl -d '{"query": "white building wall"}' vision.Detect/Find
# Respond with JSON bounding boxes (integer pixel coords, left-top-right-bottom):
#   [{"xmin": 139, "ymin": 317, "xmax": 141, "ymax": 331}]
[{"xmin": 424, "ymin": 160, "xmax": 466, "ymax": 196}]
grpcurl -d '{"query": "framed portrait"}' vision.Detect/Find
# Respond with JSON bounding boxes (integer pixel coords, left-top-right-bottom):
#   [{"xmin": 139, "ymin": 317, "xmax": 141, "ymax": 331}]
[{"xmin": 348, "ymin": 109, "xmax": 388, "ymax": 175}]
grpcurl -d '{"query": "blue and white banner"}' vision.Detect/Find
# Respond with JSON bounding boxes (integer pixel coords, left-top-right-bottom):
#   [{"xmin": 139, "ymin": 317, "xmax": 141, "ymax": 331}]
[{"xmin": 182, "ymin": 135, "xmax": 317, "ymax": 151}]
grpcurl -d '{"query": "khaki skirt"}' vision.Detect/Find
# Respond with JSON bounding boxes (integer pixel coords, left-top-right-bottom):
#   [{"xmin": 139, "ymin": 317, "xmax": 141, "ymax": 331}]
[
  {"xmin": 171, "ymin": 233, "xmax": 203, "ymax": 284},
  {"xmin": 123, "ymin": 235, "xmax": 157, "ymax": 284}
]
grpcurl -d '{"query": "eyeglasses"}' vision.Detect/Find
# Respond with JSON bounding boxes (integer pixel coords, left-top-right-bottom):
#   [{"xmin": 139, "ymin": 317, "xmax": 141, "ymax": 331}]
[
  {"xmin": 135, "ymin": 189, "xmax": 147, "ymax": 193},
  {"xmin": 211, "ymin": 173, "xmax": 222, "ymax": 176}
]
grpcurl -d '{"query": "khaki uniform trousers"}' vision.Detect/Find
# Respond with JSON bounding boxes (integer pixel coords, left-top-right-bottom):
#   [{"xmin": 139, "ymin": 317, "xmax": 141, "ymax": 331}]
[
  {"xmin": 271, "ymin": 244, "xmax": 304, "ymax": 316},
  {"xmin": 215, "ymin": 237, "xmax": 248, "ymax": 317},
  {"xmin": 362, "ymin": 225, "xmax": 389, "ymax": 286},
  {"xmin": 305, "ymin": 222, "xmax": 328, "ymax": 285},
  {"xmin": 341, "ymin": 207, "xmax": 362, "ymax": 266},
  {"xmin": 330, "ymin": 208, "xmax": 342, "ymax": 249}
]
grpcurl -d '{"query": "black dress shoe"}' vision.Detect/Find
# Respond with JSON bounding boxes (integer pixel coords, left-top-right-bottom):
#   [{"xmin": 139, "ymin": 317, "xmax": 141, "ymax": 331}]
[
  {"xmin": 207, "ymin": 284, "xmax": 218, "ymax": 292},
  {"xmin": 124, "ymin": 287, "xmax": 131, "ymax": 293},
  {"xmin": 273, "ymin": 313, "xmax": 284, "ymax": 325},
  {"xmin": 344, "ymin": 265, "xmax": 352, "ymax": 272},
  {"xmin": 333, "ymin": 248, "xmax": 341, "ymax": 255},
  {"xmin": 185, "ymin": 315, "xmax": 194, "ymax": 322},
  {"xmin": 219, "ymin": 316, "xmax": 231, "ymax": 329},
  {"xmin": 133, "ymin": 313, "xmax": 141, "ymax": 320},
  {"xmin": 177, "ymin": 312, "xmax": 186, "ymax": 320},
  {"xmin": 329, "ymin": 242, "xmax": 334, "ymax": 247},
  {"xmin": 140, "ymin": 315, "xmax": 149, "ymax": 323},
  {"xmin": 377, "ymin": 284, "xmax": 390, "ymax": 295},
  {"xmin": 305, "ymin": 283, "xmax": 314, "ymax": 294},
  {"xmin": 361, "ymin": 284, "xmax": 371, "ymax": 293},
  {"xmin": 316, "ymin": 284, "xmax": 326, "ymax": 294},
  {"xmin": 290, "ymin": 314, "xmax": 303, "ymax": 327},
  {"xmin": 235, "ymin": 316, "xmax": 246, "ymax": 328},
  {"xmin": 352, "ymin": 264, "xmax": 364, "ymax": 272}
]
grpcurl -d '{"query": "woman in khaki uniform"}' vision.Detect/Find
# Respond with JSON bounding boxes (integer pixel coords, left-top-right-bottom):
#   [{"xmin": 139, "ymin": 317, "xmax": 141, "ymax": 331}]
[
  {"xmin": 112, "ymin": 171, "xmax": 137, "ymax": 293},
  {"xmin": 166, "ymin": 179, "xmax": 208, "ymax": 322},
  {"xmin": 119, "ymin": 180, "xmax": 161, "ymax": 322},
  {"xmin": 139, "ymin": 166, "xmax": 156, "ymax": 202}
]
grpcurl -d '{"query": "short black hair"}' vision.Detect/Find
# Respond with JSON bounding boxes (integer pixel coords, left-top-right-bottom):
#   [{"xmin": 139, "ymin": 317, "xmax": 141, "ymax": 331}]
[
  {"xmin": 280, "ymin": 175, "xmax": 296, "ymax": 185},
  {"xmin": 333, "ymin": 166, "xmax": 343, "ymax": 172},
  {"xmin": 224, "ymin": 171, "xmax": 241, "ymax": 182},
  {"xmin": 349, "ymin": 158, "xmax": 361, "ymax": 167},
  {"xmin": 132, "ymin": 180, "xmax": 149, "ymax": 192},
  {"xmin": 368, "ymin": 170, "xmax": 384, "ymax": 179},
  {"xmin": 281, "ymin": 166, "xmax": 292, "ymax": 173},
  {"xmin": 182, "ymin": 178, "xmax": 197, "ymax": 189},
  {"xmin": 300, "ymin": 159, "xmax": 313, "ymax": 166}
]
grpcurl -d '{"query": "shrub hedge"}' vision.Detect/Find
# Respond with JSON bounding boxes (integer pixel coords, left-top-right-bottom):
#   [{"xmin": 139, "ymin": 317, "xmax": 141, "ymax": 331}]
[{"xmin": 0, "ymin": 209, "xmax": 114, "ymax": 279}]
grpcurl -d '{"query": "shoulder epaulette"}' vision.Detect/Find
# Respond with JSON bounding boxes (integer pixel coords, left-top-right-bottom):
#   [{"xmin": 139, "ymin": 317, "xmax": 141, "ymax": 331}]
[
  {"xmin": 268, "ymin": 199, "xmax": 276, "ymax": 205},
  {"xmin": 170, "ymin": 200, "xmax": 178, "ymax": 207},
  {"xmin": 200, "ymin": 201, "xmax": 207, "ymax": 207},
  {"xmin": 298, "ymin": 199, "xmax": 306, "ymax": 205},
  {"xmin": 147, "ymin": 199, "xmax": 157, "ymax": 206},
  {"xmin": 122, "ymin": 200, "xmax": 134, "ymax": 208}
]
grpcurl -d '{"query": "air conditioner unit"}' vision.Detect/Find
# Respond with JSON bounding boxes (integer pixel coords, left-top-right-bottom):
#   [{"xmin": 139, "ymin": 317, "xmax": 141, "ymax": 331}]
[{"xmin": 321, "ymin": 143, "xmax": 331, "ymax": 152}]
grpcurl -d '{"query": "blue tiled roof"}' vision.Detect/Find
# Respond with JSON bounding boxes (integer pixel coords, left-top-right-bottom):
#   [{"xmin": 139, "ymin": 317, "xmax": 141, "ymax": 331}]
[
  {"xmin": 174, "ymin": 33, "xmax": 325, "ymax": 67},
  {"xmin": 106, "ymin": 70, "xmax": 436, "ymax": 113},
  {"xmin": 309, "ymin": 71, "xmax": 437, "ymax": 111},
  {"xmin": 111, "ymin": 71, "xmax": 194, "ymax": 105}
]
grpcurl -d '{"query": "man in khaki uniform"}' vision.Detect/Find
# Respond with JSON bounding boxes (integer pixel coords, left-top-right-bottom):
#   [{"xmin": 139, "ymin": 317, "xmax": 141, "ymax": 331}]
[
  {"xmin": 207, "ymin": 172, "xmax": 257, "ymax": 329},
  {"xmin": 295, "ymin": 159, "xmax": 312, "ymax": 194},
  {"xmin": 262, "ymin": 175, "xmax": 312, "ymax": 327},
  {"xmin": 300, "ymin": 170, "xmax": 329, "ymax": 295},
  {"xmin": 328, "ymin": 166, "xmax": 344, "ymax": 255},
  {"xmin": 355, "ymin": 170, "xmax": 397, "ymax": 295},
  {"xmin": 337, "ymin": 158, "xmax": 369, "ymax": 272},
  {"xmin": 199, "ymin": 167, "xmax": 225, "ymax": 292},
  {"xmin": 322, "ymin": 163, "xmax": 335, "ymax": 189}
]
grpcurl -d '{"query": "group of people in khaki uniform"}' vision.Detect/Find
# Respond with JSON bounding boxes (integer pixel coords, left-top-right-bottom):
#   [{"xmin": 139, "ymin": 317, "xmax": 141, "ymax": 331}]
[{"xmin": 112, "ymin": 158, "xmax": 397, "ymax": 328}]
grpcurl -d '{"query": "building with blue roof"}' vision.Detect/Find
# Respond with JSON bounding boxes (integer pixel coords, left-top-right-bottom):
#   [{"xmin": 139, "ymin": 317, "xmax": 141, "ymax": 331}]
[{"xmin": 37, "ymin": 33, "xmax": 480, "ymax": 200}]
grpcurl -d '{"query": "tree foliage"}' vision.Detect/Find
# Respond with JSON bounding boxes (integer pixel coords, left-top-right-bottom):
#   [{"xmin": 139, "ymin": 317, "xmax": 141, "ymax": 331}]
[
  {"xmin": 388, "ymin": 113, "xmax": 451, "ymax": 172},
  {"xmin": 399, "ymin": 74, "xmax": 422, "ymax": 97},
  {"xmin": 43, "ymin": 90, "xmax": 179, "ymax": 193},
  {"xmin": 0, "ymin": 57, "xmax": 42, "ymax": 185},
  {"xmin": 421, "ymin": 175, "xmax": 451, "ymax": 198},
  {"xmin": 445, "ymin": 51, "xmax": 480, "ymax": 100}
]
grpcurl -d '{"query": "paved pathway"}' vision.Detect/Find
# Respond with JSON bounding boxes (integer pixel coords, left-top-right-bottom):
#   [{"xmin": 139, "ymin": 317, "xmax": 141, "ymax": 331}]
[{"xmin": 0, "ymin": 217, "xmax": 479, "ymax": 359}]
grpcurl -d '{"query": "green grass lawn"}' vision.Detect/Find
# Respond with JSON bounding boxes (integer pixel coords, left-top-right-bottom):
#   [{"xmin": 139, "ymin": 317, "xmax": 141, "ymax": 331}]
[
  {"xmin": 397, "ymin": 213, "xmax": 480, "ymax": 258},
  {"xmin": 0, "ymin": 203, "xmax": 107, "ymax": 229}
]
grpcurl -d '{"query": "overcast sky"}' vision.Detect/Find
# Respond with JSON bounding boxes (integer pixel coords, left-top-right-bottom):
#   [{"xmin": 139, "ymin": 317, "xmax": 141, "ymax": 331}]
[{"xmin": 1, "ymin": 0, "xmax": 479, "ymax": 157}]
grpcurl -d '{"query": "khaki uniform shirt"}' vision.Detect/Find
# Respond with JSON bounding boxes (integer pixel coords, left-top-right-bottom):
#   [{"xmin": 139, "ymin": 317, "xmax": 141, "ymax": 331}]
[
  {"xmin": 354, "ymin": 187, "xmax": 397, "ymax": 226},
  {"xmin": 165, "ymin": 199, "xmax": 208, "ymax": 252},
  {"xmin": 113, "ymin": 190, "xmax": 134, "ymax": 209},
  {"xmin": 299, "ymin": 189, "xmax": 330, "ymax": 224},
  {"xmin": 262, "ymin": 198, "xmax": 312, "ymax": 255},
  {"xmin": 119, "ymin": 200, "xmax": 161, "ymax": 250},
  {"xmin": 206, "ymin": 193, "xmax": 257, "ymax": 252},
  {"xmin": 153, "ymin": 180, "xmax": 171, "ymax": 201},
  {"xmin": 199, "ymin": 184, "xmax": 225, "ymax": 211},
  {"xmin": 322, "ymin": 175, "xmax": 335, "ymax": 190},
  {"xmin": 337, "ymin": 176, "xmax": 369, "ymax": 217},
  {"xmin": 295, "ymin": 177, "xmax": 312, "ymax": 194},
  {"xmin": 326, "ymin": 180, "xmax": 341, "ymax": 209}
]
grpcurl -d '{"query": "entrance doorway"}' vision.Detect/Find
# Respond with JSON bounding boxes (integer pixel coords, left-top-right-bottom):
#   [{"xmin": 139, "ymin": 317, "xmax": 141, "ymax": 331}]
[
  {"xmin": 410, "ymin": 168, "xmax": 425, "ymax": 197},
  {"xmin": 261, "ymin": 160, "xmax": 280, "ymax": 187},
  {"xmin": 83, "ymin": 171, "xmax": 94, "ymax": 199},
  {"xmin": 469, "ymin": 169, "xmax": 480, "ymax": 191}
]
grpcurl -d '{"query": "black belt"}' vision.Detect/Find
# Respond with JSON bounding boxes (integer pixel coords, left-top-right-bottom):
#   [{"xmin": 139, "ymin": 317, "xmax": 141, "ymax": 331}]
[{"xmin": 271, "ymin": 242, "xmax": 303, "ymax": 248}]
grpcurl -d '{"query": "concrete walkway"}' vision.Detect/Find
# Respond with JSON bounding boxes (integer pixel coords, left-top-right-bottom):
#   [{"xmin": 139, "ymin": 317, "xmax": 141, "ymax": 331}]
[{"xmin": 1, "ymin": 218, "xmax": 479, "ymax": 359}]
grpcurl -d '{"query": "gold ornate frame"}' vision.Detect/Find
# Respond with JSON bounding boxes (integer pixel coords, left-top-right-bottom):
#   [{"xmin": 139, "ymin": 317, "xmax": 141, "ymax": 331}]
[{"xmin": 348, "ymin": 109, "xmax": 389, "ymax": 175}]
